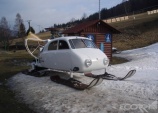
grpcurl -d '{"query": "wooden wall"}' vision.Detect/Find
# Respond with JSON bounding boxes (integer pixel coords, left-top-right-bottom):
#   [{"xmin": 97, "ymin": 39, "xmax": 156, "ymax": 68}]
[{"xmin": 95, "ymin": 34, "xmax": 112, "ymax": 60}]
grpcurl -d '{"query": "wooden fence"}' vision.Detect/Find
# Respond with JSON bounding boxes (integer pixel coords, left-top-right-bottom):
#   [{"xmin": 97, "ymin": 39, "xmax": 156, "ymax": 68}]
[
  {"xmin": 104, "ymin": 16, "xmax": 129, "ymax": 23},
  {"xmin": 147, "ymin": 9, "xmax": 158, "ymax": 15}
]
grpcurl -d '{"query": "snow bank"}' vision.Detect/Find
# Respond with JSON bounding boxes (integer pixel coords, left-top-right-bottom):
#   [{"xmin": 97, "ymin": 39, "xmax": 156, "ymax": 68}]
[{"xmin": 7, "ymin": 43, "xmax": 158, "ymax": 113}]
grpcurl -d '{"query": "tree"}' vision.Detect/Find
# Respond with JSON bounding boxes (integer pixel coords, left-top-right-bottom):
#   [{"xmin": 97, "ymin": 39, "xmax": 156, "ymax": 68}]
[
  {"xmin": 70, "ymin": 18, "xmax": 76, "ymax": 23},
  {"xmin": 14, "ymin": 13, "xmax": 26, "ymax": 38},
  {"xmin": 54, "ymin": 24, "xmax": 57, "ymax": 28},
  {"xmin": 0, "ymin": 17, "xmax": 12, "ymax": 50},
  {"xmin": 19, "ymin": 22, "xmax": 26, "ymax": 41},
  {"xmin": 81, "ymin": 13, "xmax": 87, "ymax": 20}
]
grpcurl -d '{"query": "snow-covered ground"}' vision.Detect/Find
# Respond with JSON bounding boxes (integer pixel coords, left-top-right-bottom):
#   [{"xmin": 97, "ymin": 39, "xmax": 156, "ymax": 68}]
[{"xmin": 8, "ymin": 43, "xmax": 158, "ymax": 113}]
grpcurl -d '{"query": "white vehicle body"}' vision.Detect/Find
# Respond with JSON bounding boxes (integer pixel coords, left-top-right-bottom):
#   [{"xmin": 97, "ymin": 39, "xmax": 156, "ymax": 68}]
[
  {"xmin": 38, "ymin": 36, "xmax": 109, "ymax": 73},
  {"xmin": 25, "ymin": 33, "xmax": 109, "ymax": 76}
]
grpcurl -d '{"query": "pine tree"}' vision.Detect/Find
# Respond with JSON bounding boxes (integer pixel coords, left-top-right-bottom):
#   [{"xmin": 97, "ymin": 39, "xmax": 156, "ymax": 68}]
[
  {"xmin": 19, "ymin": 23, "xmax": 26, "ymax": 41},
  {"xmin": 14, "ymin": 13, "xmax": 26, "ymax": 38},
  {"xmin": 0, "ymin": 17, "xmax": 11, "ymax": 50}
]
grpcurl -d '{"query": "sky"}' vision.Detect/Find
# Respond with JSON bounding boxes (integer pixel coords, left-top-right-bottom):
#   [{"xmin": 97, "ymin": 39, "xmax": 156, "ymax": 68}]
[{"xmin": 0, "ymin": 0, "xmax": 122, "ymax": 33}]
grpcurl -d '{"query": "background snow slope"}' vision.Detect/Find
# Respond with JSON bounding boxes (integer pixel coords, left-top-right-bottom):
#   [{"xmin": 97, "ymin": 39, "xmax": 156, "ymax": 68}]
[{"xmin": 8, "ymin": 43, "xmax": 158, "ymax": 113}]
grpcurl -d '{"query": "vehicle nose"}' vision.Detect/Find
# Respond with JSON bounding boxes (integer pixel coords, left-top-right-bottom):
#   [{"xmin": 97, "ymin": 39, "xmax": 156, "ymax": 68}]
[{"xmin": 92, "ymin": 58, "xmax": 99, "ymax": 62}]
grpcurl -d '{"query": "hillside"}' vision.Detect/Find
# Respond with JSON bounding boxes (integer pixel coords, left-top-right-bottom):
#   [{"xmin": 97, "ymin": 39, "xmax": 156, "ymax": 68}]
[{"xmin": 110, "ymin": 12, "xmax": 158, "ymax": 50}]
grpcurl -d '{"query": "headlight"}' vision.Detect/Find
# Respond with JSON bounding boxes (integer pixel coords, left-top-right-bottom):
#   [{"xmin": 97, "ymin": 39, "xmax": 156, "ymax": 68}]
[
  {"xmin": 85, "ymin": 59, "xmax": 92, "ymax": 67},
  {"xmin": 103, "ymin": 58, "xmax": 109, "ymax": 66}
]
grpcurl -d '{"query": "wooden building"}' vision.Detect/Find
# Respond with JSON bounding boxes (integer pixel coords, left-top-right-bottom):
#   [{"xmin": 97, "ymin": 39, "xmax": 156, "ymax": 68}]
[{"xmin": 62, "ymin": 20, "xmax": 120, "ymax": 60}]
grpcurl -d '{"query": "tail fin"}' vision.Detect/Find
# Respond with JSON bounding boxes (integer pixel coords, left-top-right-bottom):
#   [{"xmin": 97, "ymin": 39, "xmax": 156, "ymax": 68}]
[{"xmin": 26, "ymin": 32, "xmax": 44, "ymax": 41}]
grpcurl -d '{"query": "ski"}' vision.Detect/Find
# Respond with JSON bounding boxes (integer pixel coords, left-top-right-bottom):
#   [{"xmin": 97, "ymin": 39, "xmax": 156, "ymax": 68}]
[
  {"xmin": 50, "ymin": 75, "xmax": 103, "ymax": 90},
  {"xmin": 87, "ymin": 77, "xmax": 103, "ymax": 89},
  {"xmin": 117, "ymin": 69, "xmax": 136, "ymax": 80},
  {"xmin": 85, "ymin": 69, "xmax": 136, "ymax": 81}
]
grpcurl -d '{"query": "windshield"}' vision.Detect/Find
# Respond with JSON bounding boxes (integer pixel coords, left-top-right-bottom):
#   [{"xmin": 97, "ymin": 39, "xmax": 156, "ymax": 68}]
[{"xmin": 69, "ymin": 39, "xmax": 97, "ymax": 49}]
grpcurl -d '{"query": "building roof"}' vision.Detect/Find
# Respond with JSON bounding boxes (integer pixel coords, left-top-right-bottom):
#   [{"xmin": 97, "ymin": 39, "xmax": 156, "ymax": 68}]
[
  {"xmin": 62, "ymin": 20, "xmax": 120, "ymax": 34},
  {"xmin": 45, "ymin": 27, "xmax": 61, "ymax": 31}
]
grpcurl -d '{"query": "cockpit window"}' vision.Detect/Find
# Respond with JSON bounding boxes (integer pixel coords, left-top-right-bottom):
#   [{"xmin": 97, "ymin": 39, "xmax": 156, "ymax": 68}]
[
  {"xmin": 70, "ymin": 39, "xmax": 86, "ymax": 49},
  {"xmin": 69, "ymin": 39, "xmax": 97, "ymax": 49},
  {"xmin": 48, "ymin": 41, "xmax": 58, "ymax": 50},
  {"xmin": 58, "ymin": 40, "xmax": 69, "ymax": 50},
  {"xmin": 83, "ymin": 39, "xmax": 97, "ymax": 48}
]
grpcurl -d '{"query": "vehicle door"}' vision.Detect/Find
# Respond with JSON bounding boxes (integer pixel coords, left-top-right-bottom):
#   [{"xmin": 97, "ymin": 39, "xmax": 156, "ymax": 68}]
[
  {"xmin": 55, "ymin": 40, "xmax": 72, "ymax": 71},
  {"xmin": 41, "ymin": 40, "xmax": 58, "ymax": 69}
]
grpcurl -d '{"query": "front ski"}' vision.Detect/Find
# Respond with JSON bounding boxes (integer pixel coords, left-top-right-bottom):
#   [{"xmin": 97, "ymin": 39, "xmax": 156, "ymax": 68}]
[
  {"xmin": 85, "ymin": 69, "xmax": 136, "ymax": 81},
  {"xmin": 50, "ymin": 75, "xmax": 103, "ymax": 90},
  {"xmin": 117, "ymin": 69, "xmax": 136, "ymax": 80}
]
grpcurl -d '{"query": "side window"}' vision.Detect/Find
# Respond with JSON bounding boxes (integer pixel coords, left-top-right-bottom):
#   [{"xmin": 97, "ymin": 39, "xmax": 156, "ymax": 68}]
[
  {"xmin": 69, "ymin": 40, "xmax": 75, "ymax": 49},
  {"xmin": 48, "ymin": 41, "xmax": 58, "ymax": 50},
  {"xmin": 58, "ymin": 40, "xmax": 69, "ymax": 50}
]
